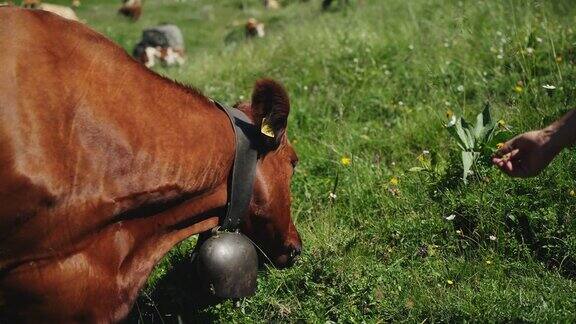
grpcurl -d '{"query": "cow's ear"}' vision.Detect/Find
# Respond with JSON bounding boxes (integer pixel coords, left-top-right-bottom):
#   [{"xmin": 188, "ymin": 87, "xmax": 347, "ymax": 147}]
[{"xmin": 251, "ymin": 78, "xmax": 290, "ymax": 150}]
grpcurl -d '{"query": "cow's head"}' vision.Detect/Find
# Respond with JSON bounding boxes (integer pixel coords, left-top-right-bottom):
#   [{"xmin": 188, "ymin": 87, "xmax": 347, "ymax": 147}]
[{"xmin": 235, "ymin": 79, "xmax": 301, "ymax": 269}]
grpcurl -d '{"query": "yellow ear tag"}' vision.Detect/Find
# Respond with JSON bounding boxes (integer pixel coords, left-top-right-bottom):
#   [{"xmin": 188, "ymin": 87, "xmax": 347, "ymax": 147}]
[{"xmin": 261, "ymin": 118, "xmax": 275, "ymax": 138}]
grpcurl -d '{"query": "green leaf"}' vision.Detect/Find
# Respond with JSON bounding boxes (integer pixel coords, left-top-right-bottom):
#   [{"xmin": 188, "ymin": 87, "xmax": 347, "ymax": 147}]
[
  {"xmin": 461, "ymin": 151, "xmax": 479, "ymax": 184},
  {"xmin": 474, "ymin": 103, "xmax": 495, "ymax": 145},
  {"xmin": 458, "ymin": 118, "xmax": 474, "ymax": 150},
  {"xmin": 446, "ymin": 124, "xmax": 467, "ymax": 150}
]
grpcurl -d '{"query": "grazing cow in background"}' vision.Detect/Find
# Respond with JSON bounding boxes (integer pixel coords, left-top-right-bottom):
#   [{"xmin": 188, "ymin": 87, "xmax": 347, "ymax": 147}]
[
  {"xmin": 119, "ymin": 0, "xmax": 142, "ymax": 21},
  {"xmin": 0, "ymin": 7, "xmax": 301, "ymax": 322},
  {"xmin": 246, "ymin": 18, "xmax": 265, "ymax": 38},
  {"xmin": 133, "ymin": 24, "xmax": 186, "ymax": 68},
  {"xmin": 264, "ymin": 0, "xmax": 280, "ymax": 10},
  {"xmin": 21, "ymin": 0, "xmax": 79, "ymax": 20}
]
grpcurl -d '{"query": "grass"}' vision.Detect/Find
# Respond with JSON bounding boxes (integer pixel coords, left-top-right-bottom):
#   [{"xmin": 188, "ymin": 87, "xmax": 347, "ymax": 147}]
[{"xmin": 46, "ymin": 0, "xmax": 576, "ymax": 321}]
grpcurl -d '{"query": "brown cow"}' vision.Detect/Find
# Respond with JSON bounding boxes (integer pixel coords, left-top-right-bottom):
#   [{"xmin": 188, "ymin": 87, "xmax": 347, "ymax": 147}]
[
  {"xmin": 118, "ymin": 0, "xmax": 142, "ymax": 21},
  {"xmin": 0, "ymin": 7, "xmax": 301, "ymax": 322}
]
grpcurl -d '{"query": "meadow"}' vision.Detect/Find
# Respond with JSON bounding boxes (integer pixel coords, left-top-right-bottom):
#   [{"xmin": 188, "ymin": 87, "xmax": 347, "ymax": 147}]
[{"xmin": 56, "ymin": 0, "xmax": 576, "ymax": 321}]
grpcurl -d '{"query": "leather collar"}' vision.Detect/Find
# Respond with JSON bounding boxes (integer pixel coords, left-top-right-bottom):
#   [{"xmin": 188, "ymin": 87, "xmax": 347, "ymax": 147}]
[{"xmin": 213, "ymin": 100, "xmax": 259, "ymax": 231}]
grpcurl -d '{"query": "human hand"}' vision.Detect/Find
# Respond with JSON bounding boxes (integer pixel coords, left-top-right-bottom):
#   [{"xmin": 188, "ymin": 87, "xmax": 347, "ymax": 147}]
[{"xmin": 492, "ymin": 129, "xmax": 563, "ymax": 177}]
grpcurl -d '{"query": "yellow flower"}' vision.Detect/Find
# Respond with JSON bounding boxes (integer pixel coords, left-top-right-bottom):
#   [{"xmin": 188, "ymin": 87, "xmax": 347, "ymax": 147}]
[
  {"xmin": 556, "ymin": 55, "xmax": 563, "ymax": 63},
  {"xmin": 446, "ymin": 109, "xmax": 454, "ymax": 119},
  {"xmin": 447, "ymin": 280, "xmax": 454, "ymax": 285},
  {"xmin": 497, "ymin": 119, "xmax": 506, "ymax": 128},
  {"xmin": 496, "ymin": 142, "xmax": 504, "ymax": 149},
  {"xmin": 570, "ymin": 190, "xmax": 575, "ymax": 197},
  {"xmin": 389, "ymin": 176, "xmax": 399, "ymax": 186},
  {"xmin": 340, "ymin": 156, "xmax": 352, "ymax": 166},
  {"xmin": 513, "ymin": 85, "xmax": 523, "ymax": 93}
]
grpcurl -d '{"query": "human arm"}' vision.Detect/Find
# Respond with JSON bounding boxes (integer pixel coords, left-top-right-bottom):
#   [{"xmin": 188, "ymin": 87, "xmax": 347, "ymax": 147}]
[{"xmin": 492, "ymin": 110, "xmax": 576, "ymax": 177}]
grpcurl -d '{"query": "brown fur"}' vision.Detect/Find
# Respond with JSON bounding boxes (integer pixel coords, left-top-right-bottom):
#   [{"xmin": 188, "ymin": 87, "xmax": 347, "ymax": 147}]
[
  {"xmin": 0, "ymin": 7, "xmax": 300, "ymax": 322},
  {"xmin": 118, "ymin": 0, "xmax": 141, "ymax": 21}
]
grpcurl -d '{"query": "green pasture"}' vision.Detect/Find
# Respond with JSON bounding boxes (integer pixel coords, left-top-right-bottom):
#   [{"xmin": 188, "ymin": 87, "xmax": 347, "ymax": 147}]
[{"xmin": 52, "ymin": 0, "xmax": 576, "ymax": 321}]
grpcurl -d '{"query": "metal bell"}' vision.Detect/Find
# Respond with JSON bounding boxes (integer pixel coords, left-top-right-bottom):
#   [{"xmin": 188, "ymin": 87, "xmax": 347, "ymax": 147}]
[{"xmin": 195, "ymin": 231, "xmax": 258, "ymax": 299}]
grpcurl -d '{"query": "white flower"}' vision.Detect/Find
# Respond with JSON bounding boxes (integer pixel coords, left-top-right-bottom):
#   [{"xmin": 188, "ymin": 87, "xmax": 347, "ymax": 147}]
[
  {"xmin": 542, "ymin": 84, "xmax": 556, "ymax": 90},
  {"xmin": 398, "ymin": 101, "xmax": 404, "ymax": 106},
  {"xmin": 445, "ymin": 214, "xmax": 456, "ymax": 221},
  {"xmin": 422, "ymin": 150, "xmax": 430, "ymax": 155},
  {"xmin": 239, "ymin": 95, "xmax": 245, "ymax": 100},
  {"xmin": 444, "ymin": 42, "xmax": 450, "ymax": 48},
  {"xmin": 489, "ymin": 235, "xmax": 497, "ymax": 241},
  {"xmin": 408, "ymin": 44, "xmax": 414, "ymax": 50},
  {"xmin": 497, "ymin": 54, "xmax": 503, "ymax": 60},
  {"xmin": 457, "ymin": 85, "xmax": 464, "ymax": 92},
  {"xmin": 303, "ymin": 85, "xmax": 308, "ymax": 91},
  {"xmin": 329, "ymin": 192, "xmax": 337, "ymax": 199},
  {"xmin": 536, "ymin": 37, "xmax": 543, "ymax": 43},
  {"xmin": 526, "ymin": 47, "xmax": 534, "ymax": 54}
]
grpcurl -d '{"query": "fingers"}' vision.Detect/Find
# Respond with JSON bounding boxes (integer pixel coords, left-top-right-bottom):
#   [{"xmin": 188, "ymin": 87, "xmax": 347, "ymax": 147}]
[
  {"xmin": 493, "ymin": 141, "xmax": 514, "ymax": 158},
  {"xmin": 492, "ymin": 149, "xmax": 525, "ymax": 177}
]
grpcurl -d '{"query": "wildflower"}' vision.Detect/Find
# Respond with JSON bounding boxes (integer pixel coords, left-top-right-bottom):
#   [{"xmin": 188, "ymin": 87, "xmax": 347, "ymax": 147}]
[
  {"xmin": 456, "ymin": 229, "xmax": 462, "ymax": 235},
  {"xmin": 542, "ymin": 84, "xmax": 556, "ymax": 90},
  {"xmin": 489, "ymin": 235, "xmax": 497, "ymax": 241},
  {"xmin": 497, "ymin": 54, "xmax": 503, "ymax": 60},
  {"xmin": 447, "ymin": 279, "xmax": 454, "ymax": 285},
  {"xmin": 398, "ymin": 101, "xmax": 404, "ymax": 106},
  {"xmin": 496, "ymin": 142, "xmax": 505, "ymax": 149},
  {"xmin": 422, "ymin": 150, "xmax": 430, "ymax": 155},
  {"xmin": 486, "ymin": 260, "xmax": 493, "ymax": 265},
  {"xmin": 446, "ymin": 109, "xmax": 453, "ymax": 119},
  {"xmin": 408, "ymin": 44, "xmax": 414, "ymax": 50},
  {"xmin": 569, "ymin": 190, "xmax": 575, "ymax": 197},
  {"xmin": 556, "ymin": 55, "xmax": 563, "ymax": 63},
  {"xmin": 526, "ymin": 47, "xmax": 534, "ymax": 54},
  {"xmin": 445, "ymin": 214, "xmax": 456, "ymax": 221},
  {"xmin": 340, "ymin": 156, "xmax": 352, "ymax": 166},
  {"xmin": 513, "ymin": 85, "xmax": 523, "ymax": 93},
  {"xmin": 303, "ymin": 85, "xmax": 308, "ymax": 91},
  {"xmin": 329, "ymin": 192, "xmax": 337, "ymax": 200},
  {"xmin": 536, "ymin": 37, "xmax": 543, "ymax": 43},
  {"xmin": 457, "ymin": 85, "xmax": 464, "ymax": 92},
  {"xmin": 238, "ymin": 95, "xmax": 245, "ymax": 100},
  {"xmin": 389, "ymin": 176, "xmax": 399, "ymax": 186}
]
